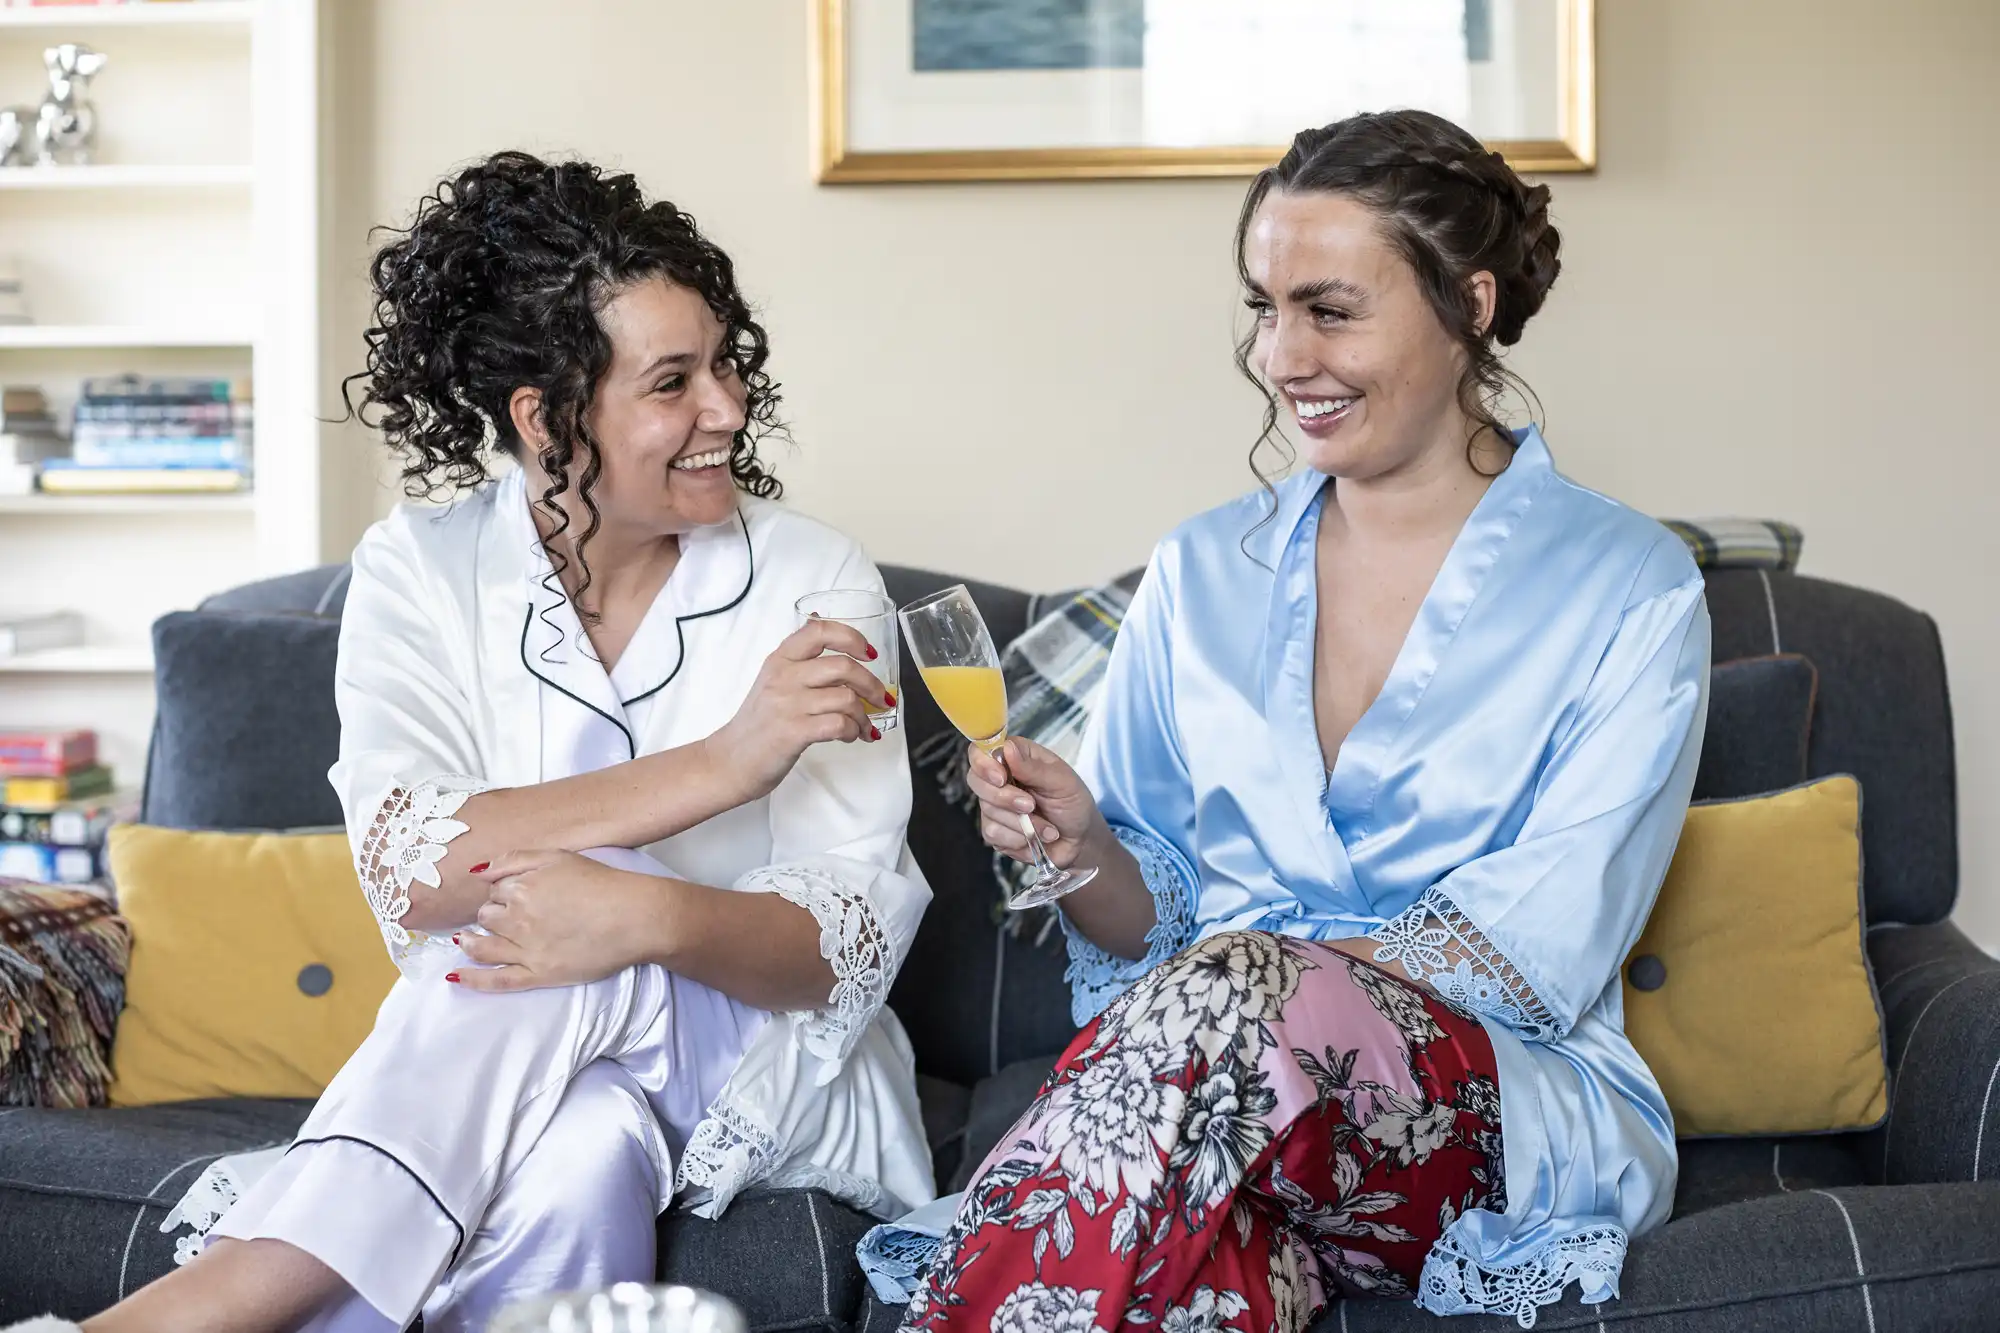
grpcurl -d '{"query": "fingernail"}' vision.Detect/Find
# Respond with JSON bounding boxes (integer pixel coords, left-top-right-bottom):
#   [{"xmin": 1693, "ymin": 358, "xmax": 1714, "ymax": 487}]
[
  {"xmin": 870, "ymin": 725, "xmax": 882, "ymax": 741},
  {"xmin": 884, "ymin": 688, "xmax": 897, "ymax": 706},
  {"xmin": 446, "ymin": 972, "xmax": 461, "ymax": 984},
  {"xmin": 1044, "ymin": 826, "xmax": 1060, "ymax": 842},
  {"xmin": 866, "ymin": 645, "xmax": 879, "ymax": 660},
  {"xmin": 1014, "ymin": 797, "xmax": 1033, "ymax": 812},
  {"xmin": 469, "ymin": 862, "xmax": 490, "ymax": 874},
  {"xmin": 452, "ymin": 933, "xmax": 461, "ymax": 945}
]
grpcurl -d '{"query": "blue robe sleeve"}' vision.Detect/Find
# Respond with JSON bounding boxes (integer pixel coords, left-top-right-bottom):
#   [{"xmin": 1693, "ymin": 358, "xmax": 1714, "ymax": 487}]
[
  {"xmin": 1370, "ymin": 575, "xmax": 1711, "ymax": 1041},
  {"xmin": 1064, "ymin": 548, "xmax": 1201, "ymax": 1025}
]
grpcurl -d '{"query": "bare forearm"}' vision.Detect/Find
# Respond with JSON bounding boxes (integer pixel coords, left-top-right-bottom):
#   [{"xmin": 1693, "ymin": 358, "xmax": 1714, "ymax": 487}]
[
  {"xmin": 402, "ymin": 737, "xmax": 749, "ymax": 932},
  {"xmin": 1053, "ymin": 822, "xmax": 1160, "ymax": 961},
  {"xmin": 642, "ymin": 879, "xmax": 837, "ymax": 1012}
]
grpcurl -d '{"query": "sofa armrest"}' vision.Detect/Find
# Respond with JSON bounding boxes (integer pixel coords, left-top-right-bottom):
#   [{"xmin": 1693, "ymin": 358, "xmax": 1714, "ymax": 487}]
[{"xmin": 1870, "ymin": 919, "xmax": 2000, "ymax": 1184}]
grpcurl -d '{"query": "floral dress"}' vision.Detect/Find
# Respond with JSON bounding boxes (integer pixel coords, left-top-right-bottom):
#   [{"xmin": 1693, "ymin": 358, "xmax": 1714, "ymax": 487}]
[{"xmin": 905, "ymin": 932, "xmax": 1505, "ymax": 1332}]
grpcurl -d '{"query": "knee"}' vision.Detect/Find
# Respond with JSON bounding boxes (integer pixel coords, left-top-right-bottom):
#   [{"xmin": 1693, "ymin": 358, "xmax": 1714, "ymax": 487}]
[{"xmin": 510, "ymin": 1064, "xmax": 662, "ymax": 1213}]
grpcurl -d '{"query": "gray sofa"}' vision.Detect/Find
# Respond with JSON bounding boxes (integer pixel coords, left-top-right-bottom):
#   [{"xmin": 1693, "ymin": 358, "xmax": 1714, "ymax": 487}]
[{"xmin": 2, "ymin": 560, "xmax": 1997, "ymax": 1332}]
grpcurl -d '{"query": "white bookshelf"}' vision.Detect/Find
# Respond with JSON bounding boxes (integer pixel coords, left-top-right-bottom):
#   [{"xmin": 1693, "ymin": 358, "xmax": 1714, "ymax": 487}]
[
  {"xmin": 0, "ymin": 492, "xmax": 254, "ymax": 514},
  {"xmin": 0, "ymin": 325, "xmax": 252, "ymax": 349},
  {"xmin": 0, "ymin": 0, "xmax": 320, "ymax": 785},
  {"xmin": 0, "ymin": 163, "xmax": 255, "ymax": 190},
  {"xmin": 0, "ymin": 2, "xmax": 253, "ymax": 28},
  {"xmin": 0, "ymin": 647, "xmax": 154, "ymax": 675}
]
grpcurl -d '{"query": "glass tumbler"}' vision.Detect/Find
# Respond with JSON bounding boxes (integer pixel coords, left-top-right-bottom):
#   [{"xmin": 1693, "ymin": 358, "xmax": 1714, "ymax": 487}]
[{"xmin": 795, "ymin": 588, "xmax": 900, "ymax": 733}]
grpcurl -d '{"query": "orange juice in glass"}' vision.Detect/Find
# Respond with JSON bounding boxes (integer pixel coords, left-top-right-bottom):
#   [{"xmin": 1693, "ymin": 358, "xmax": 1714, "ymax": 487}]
[{"xmin": 899, "ymin": 585, "xmax": 1098, "ymax": 909}]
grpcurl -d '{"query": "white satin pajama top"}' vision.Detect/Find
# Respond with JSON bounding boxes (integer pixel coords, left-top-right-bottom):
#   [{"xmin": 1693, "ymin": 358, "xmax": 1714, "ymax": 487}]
[
  {"xmin": 331, "ymin": 469, "xmax": 936, "ymax": 1221},
  {"xmin": 1066, "ymin": 428, "xmax": 1711, "ymax": 1323}
]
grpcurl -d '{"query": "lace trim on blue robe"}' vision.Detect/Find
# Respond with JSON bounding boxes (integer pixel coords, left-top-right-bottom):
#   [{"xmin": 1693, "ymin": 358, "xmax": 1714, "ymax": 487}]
[
  {"xmin": 1060, "ymin": 823, "xmax": 1198, "ymax": 1025},
  {"xmin": 1419, "ymin": 1222, "xmax": 1629, "ymax": 1328},
  {"xmin": 1368, "ymin": 885, "xmax": 1563, "ymax": 1041}
]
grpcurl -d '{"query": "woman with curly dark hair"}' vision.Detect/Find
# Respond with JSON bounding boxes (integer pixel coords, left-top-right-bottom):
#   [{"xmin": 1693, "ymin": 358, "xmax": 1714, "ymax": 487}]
[{"xmin": 42, "ymin": 153, "xmax": 935, "ymax": 1333}]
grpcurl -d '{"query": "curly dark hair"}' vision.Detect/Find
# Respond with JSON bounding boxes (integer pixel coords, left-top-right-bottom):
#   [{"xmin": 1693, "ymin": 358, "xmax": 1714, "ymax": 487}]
[
  {"xmin": 1233, "ymin": 109, "xmax": 1562, "ymax": 489},
  {"xmin": 342, "ymin": 151, "xmax": 784, "ymax": 604}
]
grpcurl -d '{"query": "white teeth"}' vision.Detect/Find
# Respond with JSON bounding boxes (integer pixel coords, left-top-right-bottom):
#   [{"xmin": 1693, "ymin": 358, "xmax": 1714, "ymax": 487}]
[
  {"xmin": 1297, "ymin": 397, "xmax": 1356, "ymax": 419},
  {"xmin": 672, "ymin": 449, "xmax": 729, "ymax": 471}
]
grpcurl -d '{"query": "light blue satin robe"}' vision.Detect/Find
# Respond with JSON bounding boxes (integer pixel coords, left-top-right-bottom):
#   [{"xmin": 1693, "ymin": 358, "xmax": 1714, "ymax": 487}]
[{"xmin": 1067, "ymin": 427, "xmax": 1710, "ymax": 1322}]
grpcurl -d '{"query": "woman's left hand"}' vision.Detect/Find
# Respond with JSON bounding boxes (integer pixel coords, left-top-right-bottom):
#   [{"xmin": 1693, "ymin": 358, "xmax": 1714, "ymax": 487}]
[{"xmin": 451, "ymin": 849, "xmax": 662, "ymax": 992}]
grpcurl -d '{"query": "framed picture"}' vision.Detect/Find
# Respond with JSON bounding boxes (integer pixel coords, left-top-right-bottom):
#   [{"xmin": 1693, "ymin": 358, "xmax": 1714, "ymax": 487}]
[{"xmin": 812, "ymin": 0, "xmax": 1595, "ymax": 183}]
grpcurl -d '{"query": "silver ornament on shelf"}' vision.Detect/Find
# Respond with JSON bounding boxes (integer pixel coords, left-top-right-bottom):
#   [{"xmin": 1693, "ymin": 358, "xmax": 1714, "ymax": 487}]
[
  {"xmin": 35, "ymin": 43, "xmax": 108, "ymax": 167},
  {"xmin": 0, "ymin": 106, "xmax": 32, "ymax": 168}
]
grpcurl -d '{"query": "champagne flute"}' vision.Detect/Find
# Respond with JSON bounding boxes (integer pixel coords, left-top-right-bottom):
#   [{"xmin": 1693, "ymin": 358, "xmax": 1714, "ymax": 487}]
[{"xmin": 898, "ymin": 584, "xmax": 1097, "ymax": 910}]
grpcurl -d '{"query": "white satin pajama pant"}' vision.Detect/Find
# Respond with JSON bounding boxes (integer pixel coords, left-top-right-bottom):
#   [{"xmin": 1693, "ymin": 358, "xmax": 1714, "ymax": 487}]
[{"xmin": 209, "ymin": 961, "xmax": 766, "ymax": 1333}]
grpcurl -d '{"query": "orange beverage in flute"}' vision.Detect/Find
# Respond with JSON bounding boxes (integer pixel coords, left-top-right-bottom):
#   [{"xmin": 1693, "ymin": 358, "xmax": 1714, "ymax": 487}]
[{"xmin": 917, "ymin": 665, "xmax": 1007, "ymax": 753}]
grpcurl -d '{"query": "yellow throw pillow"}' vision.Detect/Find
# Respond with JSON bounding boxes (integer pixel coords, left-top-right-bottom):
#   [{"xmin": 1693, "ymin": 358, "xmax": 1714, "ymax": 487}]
[
  {"xmin": 107, "ymin": 826, "xmax": 398, "ymax": 1106},
  {"xmin": 1623, "ymin": 775, "xmax": 1887, "ymax": 1138}
]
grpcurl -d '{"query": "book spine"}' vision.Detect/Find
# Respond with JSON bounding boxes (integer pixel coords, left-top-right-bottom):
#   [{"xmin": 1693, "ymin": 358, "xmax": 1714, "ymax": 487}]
[
  {"xmin": 70, "ymin": 438, "xmax": 247, "ymax": 469},
  {"xmin": 0, "ymin": 731, "xmax": 94, "ymax": 770}
]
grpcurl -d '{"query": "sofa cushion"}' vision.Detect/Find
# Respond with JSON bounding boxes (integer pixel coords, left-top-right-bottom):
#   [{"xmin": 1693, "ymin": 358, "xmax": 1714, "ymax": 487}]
[
  {"xmin": 0, "ymin": 1097, "xmax": 313, "ymax": 1318},
  {"xmin": 0, "ymin": 1095, "xmax": 890, "ymax": 1331},
  {"xmin": 143, "ymin": 611, "xmax": 345, "ymax": 832},
  {"xmin": 947, "ymin": 1054, "xmax": 1059, "ymax": 1193},
  {"xmin": 1702, "ymin": 570, "xmax": 1955, "ymax": 926},
  {"xmin": 656, "ymin": 1188, "xmax": 879, "ymax": 1332},
  {"xmin": 104, "ymin": 828, "xmax": 398, "ymax": 1106},
  {"xmin": 1693, "ymin": 654, "xmax": 1815, "ymax": 801},
  {"xmin": 1323, "ymin": 1182, "xmax": 2000, "ymax": 1330},
  {"xmin": 1622, "ymin": 777, "xmax": 1887, "ymax": 1138}
]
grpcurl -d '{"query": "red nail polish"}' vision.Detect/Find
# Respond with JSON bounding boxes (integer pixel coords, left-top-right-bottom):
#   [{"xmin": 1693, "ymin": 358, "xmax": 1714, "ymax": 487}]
[
  {"xmin": 884, "ymin": 688, "xmax": 898, "ymax": 706},
  {"xmin": 865, "ymin": 645, "xmax": 878, "ymax": 660},
  {"xmin": 870, "ymin": 725, "xmax": 882, "ymax": 741},
  {"xmin": 452, "ymin": 933, "xmax": 462, "ymax": 945},
  {"xmin": 445, "ymin": 972, "xmax": 461, "ymax": 983},
  {"xmin": 469, "ymin": 862, "xmax": 489, "ymax": 874}
]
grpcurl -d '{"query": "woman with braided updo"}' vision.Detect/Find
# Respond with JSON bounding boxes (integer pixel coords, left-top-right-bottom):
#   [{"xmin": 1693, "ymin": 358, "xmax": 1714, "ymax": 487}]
[
  {"xmin": 28, "ymin": 153, "xmax": 935, "ymax": 1333},
  {"xmin": 888, "ymin": 110, "xmax": 1707, "ymax": 1328}
]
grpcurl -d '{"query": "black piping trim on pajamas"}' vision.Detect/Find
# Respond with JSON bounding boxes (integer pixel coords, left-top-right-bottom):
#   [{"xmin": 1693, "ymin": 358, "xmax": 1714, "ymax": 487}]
[
  {"xmin": 286, "ymin": 1134, "xmax": 467, "ymax": 1264},
  {"xmin": 517, "ymin": 508, "xmax": 756, "ymax": 762}
]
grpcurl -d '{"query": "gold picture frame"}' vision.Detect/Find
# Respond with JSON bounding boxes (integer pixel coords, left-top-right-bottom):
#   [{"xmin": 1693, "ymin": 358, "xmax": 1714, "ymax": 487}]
[{"xmin": 813, "ymin": 0, "xmax": 1596, "ymax": 183}]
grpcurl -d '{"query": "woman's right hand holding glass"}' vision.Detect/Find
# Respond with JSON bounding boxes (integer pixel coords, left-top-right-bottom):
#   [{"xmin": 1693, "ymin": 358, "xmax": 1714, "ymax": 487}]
[
  {"xmin": 967, "ymin": 738, "xmax": 1105, "ymax": 872},
  {"xmin": 711, "ymin": 619, "xmax": 897, "ymax": 802}
]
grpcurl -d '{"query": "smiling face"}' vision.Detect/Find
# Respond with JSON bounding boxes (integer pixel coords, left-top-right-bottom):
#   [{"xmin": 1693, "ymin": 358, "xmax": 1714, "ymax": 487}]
[
  {"xmin": 1243, "ymin": 189, "xmax": 1492, "ymax": 483},
  {"xmin": 515, "ymin": 275, "xmax": 749, "ymax": 536}
]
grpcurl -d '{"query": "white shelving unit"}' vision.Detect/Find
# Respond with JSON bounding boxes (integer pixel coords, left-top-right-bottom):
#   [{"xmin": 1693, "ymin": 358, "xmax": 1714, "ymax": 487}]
[
  {"xmin": 0, "ymin": 2, "xmax": 253, "ymax": 28},
  {"xmin": 0, "ymin": 0, "xmax": 319, "ymax": 781},
  {"xmin": 0, "ymin": 163, "xmax": 254, "ymax": 189}
]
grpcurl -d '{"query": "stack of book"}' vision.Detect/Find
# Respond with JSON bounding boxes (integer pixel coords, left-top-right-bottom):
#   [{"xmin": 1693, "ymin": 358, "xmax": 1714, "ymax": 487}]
[
  {"xmin": 1, "ymin": 386, "xmax": 65, "ymax": 496},
  {"xmin": 38, "ymin": 375, "xmax": 252, "ymax": 495},
  {"xmin": 0, "ymin": 729, "xmax": 128, "ymax": 887}
]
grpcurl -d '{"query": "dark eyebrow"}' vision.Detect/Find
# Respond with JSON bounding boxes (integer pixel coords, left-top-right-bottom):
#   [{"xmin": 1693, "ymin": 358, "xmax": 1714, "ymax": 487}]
[
  {"xmin": 1289, "ymin": 277, "xmax": 1368, "ymax": 304},
  {"xmin": 636, "ymin": 350, "xmax": 697, "ymax": 380}
]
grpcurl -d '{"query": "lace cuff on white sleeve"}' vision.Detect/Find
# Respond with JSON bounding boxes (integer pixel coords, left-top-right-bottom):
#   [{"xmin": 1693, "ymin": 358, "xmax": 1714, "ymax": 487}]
[
  {"xmin": 1368, "ymin": 886, "xmax": 1562, "ymax": 1041},
  {"xmin": 1062, "ymin": 823, "xmax": 1198, "ymax": 1025},
  {"xmin": 356, "ymin": 775, "xmax": 487, "ymax": 970},
  {"xmin": 739, "ymin": 862, "xmax": 893, "ymax": 1066}
]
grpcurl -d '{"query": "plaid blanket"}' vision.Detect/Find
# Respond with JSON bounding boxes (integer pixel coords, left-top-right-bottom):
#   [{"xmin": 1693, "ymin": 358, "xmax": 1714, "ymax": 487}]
[
  {"xmin": 1661, "ymin": 518, "xmax": 1803, "ymax": 572},
  {"xmin": 920, "ymin": 518, "xmax": 1801, "ymax": 926},
  {"xmin": 0, "ymin": 880, "xmax": 129, "ymax": 1107}
]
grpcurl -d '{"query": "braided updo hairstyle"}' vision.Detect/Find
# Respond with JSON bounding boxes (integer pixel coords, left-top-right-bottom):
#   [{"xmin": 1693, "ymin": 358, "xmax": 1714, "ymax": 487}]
[
  {"xmin": 342, "ymin": 151, "xmax": 784, "ymax": 601},
  {"xmin": 1234, "ymin": 109, "xmax": 1561, "ymax": 480}
]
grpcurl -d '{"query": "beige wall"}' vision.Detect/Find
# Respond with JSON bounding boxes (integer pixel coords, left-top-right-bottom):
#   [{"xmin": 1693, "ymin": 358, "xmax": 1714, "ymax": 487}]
[{"xmin": 320, "ymin": 0, "xmax": 2000, "ymax": 946}]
